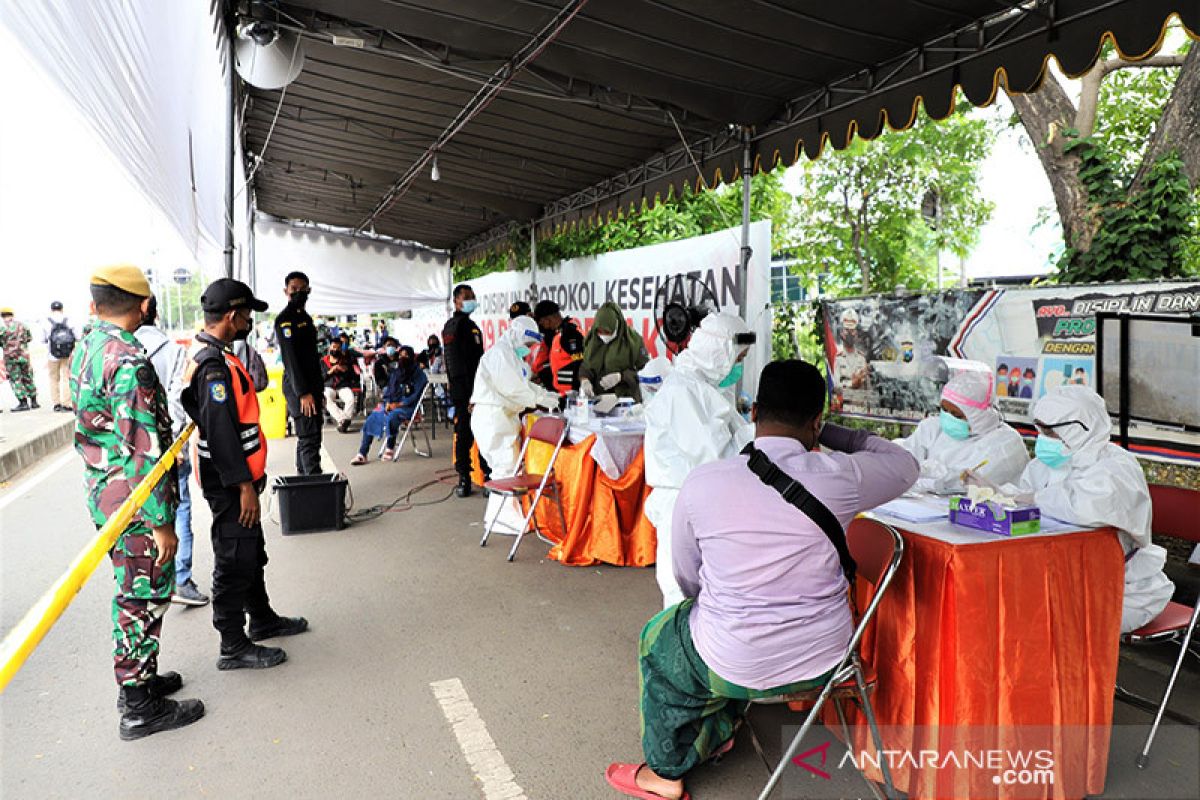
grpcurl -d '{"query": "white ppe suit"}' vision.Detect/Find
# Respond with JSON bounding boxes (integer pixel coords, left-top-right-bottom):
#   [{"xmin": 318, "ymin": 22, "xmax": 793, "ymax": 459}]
[
  {"xmin": 643, "ymin": 313, "xmax": 754, "ymax": 608},
  {"xmin": 1001, "ymin": 386, "xmax": 1173, "ymax": 633},
  {"xmin": 896, "ymin": 367, "xmax": 1029, "ymax": 494},
  {"xmin": 470, "ymin": 316, "xmax": 560, "ymax": 533}
]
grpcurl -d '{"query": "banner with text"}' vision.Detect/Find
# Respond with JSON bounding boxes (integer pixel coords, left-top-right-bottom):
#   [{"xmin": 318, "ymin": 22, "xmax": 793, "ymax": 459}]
[
  {"xmin": 822, "ymin": 280, "xmax": 1200, "ymax": 464},
  {"xmin": 396, "ymin": 222, "xmax": 773, "ymax": 395}
]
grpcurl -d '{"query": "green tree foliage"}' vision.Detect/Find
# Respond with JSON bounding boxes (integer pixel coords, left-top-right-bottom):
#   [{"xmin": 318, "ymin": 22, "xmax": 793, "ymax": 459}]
[
  {"xmin": 783, "ymin": 105, "xmax": 995, "ymax": 295},
  {"xmin": 454, "ymin": 169, "xmax": 797, "ymax": 282}
]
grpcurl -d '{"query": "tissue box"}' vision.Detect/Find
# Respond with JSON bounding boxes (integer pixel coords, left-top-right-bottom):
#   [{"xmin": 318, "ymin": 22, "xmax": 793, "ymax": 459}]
[{"xmin": 948, "ymin": 496, "xmax": 1041, "ymax": 536}]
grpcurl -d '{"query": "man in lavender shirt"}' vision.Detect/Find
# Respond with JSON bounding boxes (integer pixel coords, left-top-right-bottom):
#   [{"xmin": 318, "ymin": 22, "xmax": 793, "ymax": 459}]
[{"xmin": 605, "ymin": 360, "xmax": 918, "ymax": 800}]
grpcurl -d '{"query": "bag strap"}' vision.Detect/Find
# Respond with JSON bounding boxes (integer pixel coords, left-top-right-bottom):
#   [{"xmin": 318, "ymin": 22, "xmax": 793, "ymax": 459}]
[{"xmin": 741, "ymin": 442, "xmax": 857, "ymax": 584}]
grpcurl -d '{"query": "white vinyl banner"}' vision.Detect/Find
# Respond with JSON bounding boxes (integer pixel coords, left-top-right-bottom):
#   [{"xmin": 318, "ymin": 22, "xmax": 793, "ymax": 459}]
[
  {"xmin": 441, "ymin": 222, "xmax": 773, "ymax": 395},
  {"xmin": 253, "ymin": 217, "xmax": 450, "ymax": 315}
]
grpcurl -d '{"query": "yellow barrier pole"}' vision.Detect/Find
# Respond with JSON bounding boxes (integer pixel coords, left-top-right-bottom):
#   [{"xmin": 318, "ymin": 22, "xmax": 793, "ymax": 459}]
[{"xmin": 0, "ymin": 423, "xmax": 195, "ymax": 693}]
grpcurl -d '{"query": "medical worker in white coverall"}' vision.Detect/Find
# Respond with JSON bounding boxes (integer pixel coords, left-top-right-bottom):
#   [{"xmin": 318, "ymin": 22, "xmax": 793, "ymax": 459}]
[
  {"xmin": 896, "ymin": 365, "xmax": 1029, "ymax": 495},
  {"xmin": 471, "ymin": 316, "xmax": 561, "ymax": 533},
  {"xmin": 982, "ymin": 385, "xmax": 1174, "ymax": 633},
  {"xmin": 643, "ymin": 313, "xmax": 755, "ymax": 608}
]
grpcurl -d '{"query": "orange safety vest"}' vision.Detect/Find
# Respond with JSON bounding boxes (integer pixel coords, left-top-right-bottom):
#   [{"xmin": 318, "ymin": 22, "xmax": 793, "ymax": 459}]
[
  {"xmin": 188, "ymin": 348, "xmax": 267, "ymax": 480},
  {"xmin": 550, "ymin": 320, "xmax": 584, "ymax": 395}
]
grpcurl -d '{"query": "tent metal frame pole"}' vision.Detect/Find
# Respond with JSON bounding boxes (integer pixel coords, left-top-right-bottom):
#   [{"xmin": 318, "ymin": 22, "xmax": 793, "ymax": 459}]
[
  {"xmin": 739, "ymin": 130, "xmax": 753, "ymax": 321},
  {"xmin": 530, "ymin": 223, "xmax": 538, "ymax": 303},
  {"xmin": 223, "ymin": 10, "xmax": 236, "ymax": 279}
]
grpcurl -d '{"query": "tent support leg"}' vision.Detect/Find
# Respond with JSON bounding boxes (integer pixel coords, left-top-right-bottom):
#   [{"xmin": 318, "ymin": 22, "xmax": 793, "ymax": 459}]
[
  {"xmin": 739, "ymin": 130, "xmax": 753, "ymax": 322},
  {"xmin": 224, "ymin": 10, "xmax": 236, "ymax": 279}
]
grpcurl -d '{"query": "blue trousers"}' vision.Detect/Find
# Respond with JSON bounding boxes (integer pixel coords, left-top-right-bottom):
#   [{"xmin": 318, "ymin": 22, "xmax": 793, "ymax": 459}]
[{"xmin": 174, "ymin": 445, "xmax": 195, "ymax": 586}]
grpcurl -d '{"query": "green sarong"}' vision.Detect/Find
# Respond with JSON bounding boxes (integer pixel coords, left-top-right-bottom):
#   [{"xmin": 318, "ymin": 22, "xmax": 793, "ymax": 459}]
[{"xmin": 639, "ymin": 599, "xmax": 834, "ymax": 780}]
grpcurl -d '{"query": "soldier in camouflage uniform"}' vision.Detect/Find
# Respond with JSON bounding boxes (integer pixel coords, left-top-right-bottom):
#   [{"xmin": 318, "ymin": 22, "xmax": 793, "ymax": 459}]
[
  {"xmin": 70, "ymin": 264, "xmax": 204, "ymax": 740},
  {"xmin": 0, "ymin": 307, "xmax": 39, "ymax": 411}
]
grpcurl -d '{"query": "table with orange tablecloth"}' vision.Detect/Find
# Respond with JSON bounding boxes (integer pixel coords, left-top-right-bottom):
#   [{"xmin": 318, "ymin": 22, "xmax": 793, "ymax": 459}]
[
  {"xmin": 521, "ymin": 423, "xmax": 656, "ymax": 567},
  {"xmin": 832, "ymin": 515, "xmax": 1125, "ymax": 800}
]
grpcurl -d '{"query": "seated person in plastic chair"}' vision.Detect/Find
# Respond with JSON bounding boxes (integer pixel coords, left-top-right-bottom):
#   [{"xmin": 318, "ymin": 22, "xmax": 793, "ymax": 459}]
[
  {"xmin": 605, "ymin": 360, "xmax": 918, "ymax": 800},
  {"xmin": 969, "ymin": 384, "xmax": 1174, "ymax": 634},
  {"xmin": 351, "ymin": 346, "xmax": 428, "ymax": 464},
  {"xmin": 322, "ymin": 338, "xmax": 361, "ymax": 433}
]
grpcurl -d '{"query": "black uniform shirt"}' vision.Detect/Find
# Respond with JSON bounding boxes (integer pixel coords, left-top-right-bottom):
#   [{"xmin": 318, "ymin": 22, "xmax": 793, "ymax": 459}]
[
  {"xmin": 274, "ymin": 304, "xmax": 324, "ymax": 403},
  {"xmin": 441, "ymin": 311, "xmax": 484, "ymax": 394},
  {"xmin": 181, "ymin": 332, "xmax": 257, "ymax": 491}
]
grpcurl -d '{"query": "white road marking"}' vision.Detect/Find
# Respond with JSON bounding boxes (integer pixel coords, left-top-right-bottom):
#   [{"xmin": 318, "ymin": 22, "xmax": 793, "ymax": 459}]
[
  {"xmin": 0, "ymin": 449, "xmax": 75, "ymax": 513},
  {"xmin": 430, "ymin": 678, "xmax": 527, "ymax": 800}
]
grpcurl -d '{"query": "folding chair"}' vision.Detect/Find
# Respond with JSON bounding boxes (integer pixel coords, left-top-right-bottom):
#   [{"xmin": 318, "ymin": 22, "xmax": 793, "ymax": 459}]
[
  {"xmin": 378, "ymin": 381, "xmax": 433, "ymax": 461},
  {"xmin": 749, "ymin": 516, "xmax": 904, "ymax": 800},
  {"xmin": 479, "ymin": 415, "xmax": 570, "ymax": 562},
  {"xmin": 1115, "ymin": 484, "xmax": 1200, "ymax": 768}
]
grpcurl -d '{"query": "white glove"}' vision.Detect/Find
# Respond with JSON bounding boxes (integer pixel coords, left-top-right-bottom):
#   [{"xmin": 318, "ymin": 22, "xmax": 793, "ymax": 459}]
[
  {"xmin": 599, "ymin": 372, "xmax": 621, "ymax": 391},
  {"xmin": 578, "ymin": 379, "xmax": 594, "ymax": 399},
  {"xmin": 538, "ymin": 390, "xmax": 560, "ymax": 411}
]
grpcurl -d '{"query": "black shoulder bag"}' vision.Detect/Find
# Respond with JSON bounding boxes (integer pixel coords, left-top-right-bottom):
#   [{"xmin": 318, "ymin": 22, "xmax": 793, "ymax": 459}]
[{"xmin": 741, "ymin": 443, "xmax": 857, "ymax": 584}]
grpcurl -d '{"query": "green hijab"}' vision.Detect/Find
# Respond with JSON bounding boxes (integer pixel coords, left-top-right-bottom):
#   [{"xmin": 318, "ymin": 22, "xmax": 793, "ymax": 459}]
[{"xmin": 582, "ymin": 302, "xmax": 645, "ymax": 378}]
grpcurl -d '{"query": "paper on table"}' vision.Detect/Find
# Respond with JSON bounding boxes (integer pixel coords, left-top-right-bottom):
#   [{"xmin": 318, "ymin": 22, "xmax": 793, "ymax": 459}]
[{"xmin": 873, "ymin": 495, "xmax": 949, "ymax": 522}]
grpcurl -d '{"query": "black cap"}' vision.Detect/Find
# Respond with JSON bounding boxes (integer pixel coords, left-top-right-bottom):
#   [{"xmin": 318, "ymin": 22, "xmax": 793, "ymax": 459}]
[
  {"xmin": 50, "ymin": 301, "xmax": 63, "ymax": 311},
  {"xmin": 533, "ymin": 300, "xmax": 560, "ymax": 320},
  {"xmin": 201, "ymin": 278, "xmax": 269, "ymax": 313},
  {"xmin": 509, "ymin": 301, "xmax": 532, "ymax": 319}
]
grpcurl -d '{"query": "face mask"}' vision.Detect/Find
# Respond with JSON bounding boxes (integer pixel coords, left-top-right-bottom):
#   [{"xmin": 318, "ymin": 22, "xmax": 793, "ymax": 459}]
[
  {"xmin": 718, "ymin": 362, "xmax": 743, "ymax": 388},
  {"xmin": 288, "ymin": 290, "xmax": 310, "ymax": 307},
  {"xmin": 234, "ymin": 316, "xmax": 252, "ymax": 341},
  {"xmin": 515, "ymin": 345, "xmax": 531, "ymax": 359},
  {"xmin": 1035, "ymin": 436, "xmax": 1071, "ymax": 469},
  {"xmin": 386, "ymin": 346, "xmax": 398, "ymax": 357},
  {"xmin": 939, "ymin": 410, "xmax": 970, "ymax": 440},
  {"xmin": 461, "ymin": 300, "xmax": 479, "ymax": 314},
  {"xmin": 598, "ymin": 332, "xmax": 616, "ymax": 345}
]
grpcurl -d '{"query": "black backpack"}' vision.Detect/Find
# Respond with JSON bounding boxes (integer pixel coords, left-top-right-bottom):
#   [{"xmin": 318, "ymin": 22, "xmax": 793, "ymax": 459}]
[{"xmin": 49, "ymin": 318, "xmax": 76, "ymax": 359}]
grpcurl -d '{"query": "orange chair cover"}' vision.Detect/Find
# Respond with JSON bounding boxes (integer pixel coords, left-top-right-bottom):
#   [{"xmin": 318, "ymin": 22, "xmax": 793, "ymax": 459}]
[{"xmin": 827, "ymin": 526, "xmax": 1125, "ymax": 799}]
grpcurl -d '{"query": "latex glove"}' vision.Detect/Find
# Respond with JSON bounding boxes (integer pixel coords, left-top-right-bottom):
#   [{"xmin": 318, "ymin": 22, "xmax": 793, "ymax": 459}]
[
  {"xmin": 961, "ymin": 470, "xmax": 999, "ymax": 492},
  {"xmin": 599, "ymin": 372, "xmax": 621, "ymax": 391},
  {"xmin": 538, "ymin": 390, "xmax": 560, "ymax": 411},
  {"xmin": 578, "ymin": 379, "xmax": 594, "ymax": 399}
]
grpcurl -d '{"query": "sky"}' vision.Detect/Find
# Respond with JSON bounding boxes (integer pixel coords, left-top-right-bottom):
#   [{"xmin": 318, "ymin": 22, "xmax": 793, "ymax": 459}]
[{"xmin": 0, "ymin": 21, "xmax": 1066, "ymax": 327}]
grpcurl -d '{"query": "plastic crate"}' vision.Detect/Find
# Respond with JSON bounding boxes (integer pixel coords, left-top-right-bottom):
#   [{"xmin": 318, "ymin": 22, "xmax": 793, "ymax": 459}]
[{"xmin": 271, "ymin": 473, "xmax": 348, "ymax": 535}]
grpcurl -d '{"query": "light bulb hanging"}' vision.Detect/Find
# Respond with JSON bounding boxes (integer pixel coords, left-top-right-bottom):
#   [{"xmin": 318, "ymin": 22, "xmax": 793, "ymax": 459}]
[{"xmin": 430, "ymin": 155, "xmax": 440, "ymax": 182}]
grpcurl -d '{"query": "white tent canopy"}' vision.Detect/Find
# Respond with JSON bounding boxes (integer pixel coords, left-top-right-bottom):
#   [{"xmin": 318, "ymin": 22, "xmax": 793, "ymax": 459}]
[{"xmin": 253, "ymin": 215, "xmax": 449, "ymax": 316}]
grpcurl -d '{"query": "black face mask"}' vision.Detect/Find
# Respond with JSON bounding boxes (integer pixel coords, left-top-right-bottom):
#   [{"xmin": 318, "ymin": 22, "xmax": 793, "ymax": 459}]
[{"xmin": 288, "ymin": 290, "xmax": 310, "ymax": 307}]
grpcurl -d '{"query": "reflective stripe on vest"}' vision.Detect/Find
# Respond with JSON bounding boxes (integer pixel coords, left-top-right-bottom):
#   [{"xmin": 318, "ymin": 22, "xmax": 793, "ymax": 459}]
[{"xmin": 549, "ymin": 325, "xmax": 582, "ymax": 394}]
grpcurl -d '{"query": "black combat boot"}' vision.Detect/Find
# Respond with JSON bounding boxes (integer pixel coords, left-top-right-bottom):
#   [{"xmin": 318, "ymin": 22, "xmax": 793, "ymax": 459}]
[
  {"xmin": 11, "ymin": 400, "xmax": 29, "ymax": 412},
  {"xmin": 217, "ymin": 642, "xmax": 287, "ymax": 670},
  {"xmin": 118, "ymin": 685, "xmax": 205, "ymax": 741},
  {"xmin": 455, "ymin": 474, "xmax": 473, "ymax": 498},
  {"xmin": 116, "ymin": 671, "xmax": 184, "ymax": 712},
  {"xmin": 29, "ymin": 397, "xmax": 39, "ymax": 409}
]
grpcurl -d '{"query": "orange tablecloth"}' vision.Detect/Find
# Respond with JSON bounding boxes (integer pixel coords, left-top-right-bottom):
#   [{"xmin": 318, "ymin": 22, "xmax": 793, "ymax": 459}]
[
  {"xmin": 834, "ymin": 523, "xmax": 1125, "ymax": 800},
  {"xmin": 523, "ymin": 432, "xmax": 656, "ymax": 567}
]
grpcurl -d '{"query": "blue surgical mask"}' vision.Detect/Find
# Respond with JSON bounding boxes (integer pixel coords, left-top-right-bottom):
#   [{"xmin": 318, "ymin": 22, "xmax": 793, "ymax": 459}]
[
  {"xmin": 1035, "ymin": 436, "xmax": 1071, "ymax": 469},
  {"xmin": 718, "ymin": 362, "xmax": 743, "ymax": 388},
  {"xmin": 515, "ymin": 345, "xmax": 531, "ymax": 359},
  {"xmin": 939, "ymin": 410, "xmax": 970, "ymax": 440},
  {"xmin": 461, "ymin": 299, "xmax": 479, "ymax": 314},
  {"xmin": 386, "ymin": 346, "xmax": 397, "ymax": 357}
]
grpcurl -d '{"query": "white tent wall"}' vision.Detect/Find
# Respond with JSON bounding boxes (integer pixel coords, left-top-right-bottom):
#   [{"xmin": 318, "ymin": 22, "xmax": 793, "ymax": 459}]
[
  {"xmin": 0, "ymin": 0, "xmax": 234, "ymax": 262},
  {"xmin": 253, "ymin": 215, "xmax": 450, "ymax": 316}
]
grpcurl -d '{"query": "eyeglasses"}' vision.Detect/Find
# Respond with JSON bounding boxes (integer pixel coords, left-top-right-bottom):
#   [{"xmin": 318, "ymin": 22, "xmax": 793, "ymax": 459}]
[{"xmin": 1035, "ymin": 419, "xmax": 1090, "ymax": 436}]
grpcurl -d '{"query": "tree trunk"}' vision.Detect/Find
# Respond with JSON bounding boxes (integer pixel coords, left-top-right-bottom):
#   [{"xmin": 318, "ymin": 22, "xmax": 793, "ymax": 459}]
[
  {"xmin": 1131, "ymin": 47, "xmax": 1200, "ymax": 193},
  {"xmin": 1007, "ymin": 77, "xmax": 1096, "ymax": 254}
]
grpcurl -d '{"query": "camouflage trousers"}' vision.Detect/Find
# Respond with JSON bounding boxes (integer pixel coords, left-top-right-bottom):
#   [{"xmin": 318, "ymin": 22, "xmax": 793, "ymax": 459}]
[
  {"xmin": 4, "ymin": 356, "xmax": 35, "ymax": 401},
  {"xmin": 109, "ymin": 523, "xmax": 175, "ymax": 687}
]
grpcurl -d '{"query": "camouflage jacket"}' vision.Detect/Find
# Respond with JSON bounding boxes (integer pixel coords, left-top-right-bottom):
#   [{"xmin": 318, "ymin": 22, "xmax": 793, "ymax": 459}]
[
  {"xmin": 70, "ymin": 321, "xmax": 177, "ymax": 529},
  {"xmin": 0, "ymin": 319, "xmax": 30, "ymax": 360}
]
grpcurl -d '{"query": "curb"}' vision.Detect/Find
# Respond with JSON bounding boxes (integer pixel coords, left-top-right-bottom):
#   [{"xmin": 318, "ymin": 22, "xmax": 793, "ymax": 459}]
[{"xmin": 0, "ymin": 418, "xmax": 74, "ymax": 483}]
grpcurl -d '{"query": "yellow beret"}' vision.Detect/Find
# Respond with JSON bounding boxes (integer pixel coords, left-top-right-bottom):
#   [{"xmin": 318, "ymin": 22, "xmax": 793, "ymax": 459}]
[
  {"xmin": 90, "ymin": 264, "xmax": 152, "ymax": 298},
  {"xmin": 0, "ymin": 307, "xmax": 13, "ymax": 315}
]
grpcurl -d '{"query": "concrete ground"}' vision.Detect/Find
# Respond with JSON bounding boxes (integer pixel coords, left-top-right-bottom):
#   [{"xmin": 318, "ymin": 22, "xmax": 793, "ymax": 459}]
[
  {"xmin": 1, "ymin": 425, "xmax": 1197, "ymax": 799},
  {"xmin": 0, "ymin": 402, "xmax": 73, "ymax": 483}
]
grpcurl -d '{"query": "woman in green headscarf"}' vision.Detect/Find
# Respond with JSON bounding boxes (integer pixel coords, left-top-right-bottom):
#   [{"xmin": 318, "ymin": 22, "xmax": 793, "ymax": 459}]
[{"xmin": 579, "ymin": 302, "xmax": 649, "ymax": 401}]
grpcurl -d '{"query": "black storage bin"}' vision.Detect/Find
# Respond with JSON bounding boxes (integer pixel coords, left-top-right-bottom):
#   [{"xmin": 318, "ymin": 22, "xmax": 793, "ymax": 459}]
[{"xmin": 272, "ymin": 473, "xmax": 348, "ymax": 534}]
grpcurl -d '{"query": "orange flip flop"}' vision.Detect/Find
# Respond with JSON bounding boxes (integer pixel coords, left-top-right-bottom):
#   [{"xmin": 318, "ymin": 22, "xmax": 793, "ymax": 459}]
[{"xmin": 604, "ymin": 763, "xmax": 691, "ymax": 800}]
